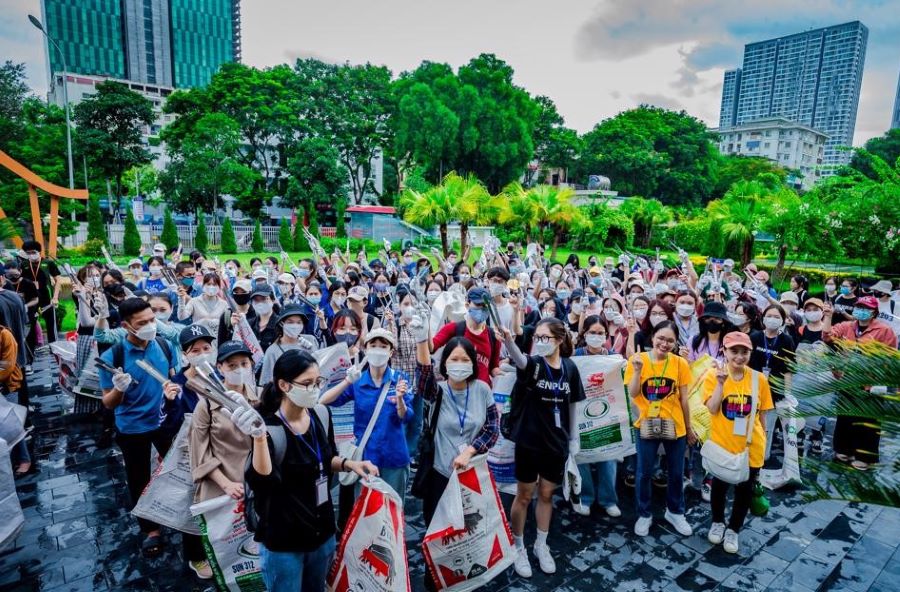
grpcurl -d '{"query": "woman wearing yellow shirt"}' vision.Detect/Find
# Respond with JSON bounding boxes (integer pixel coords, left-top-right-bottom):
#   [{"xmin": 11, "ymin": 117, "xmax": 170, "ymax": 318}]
[
  {"xmin": 702, "ymin": 331, "xmax": 773, "ymax": 554},
  {"xmin": 625, "ymin": 320, "xmax": 697, "ymax": 538}
]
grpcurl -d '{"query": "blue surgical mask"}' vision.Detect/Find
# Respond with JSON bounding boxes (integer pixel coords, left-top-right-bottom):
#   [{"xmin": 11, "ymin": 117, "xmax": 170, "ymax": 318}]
[
  {"xmin": 852, "ymin": 308, "xmax": 874, "ymax": 322},
  {"xmin": 468, "ymin": 308, "xmax": 489, "ymax": 325},
  {"xmin": 298, "ymin": 269, "xmax": 310, "ymax": 278},
  {"xmin": 374, "ymin": 282, "xmax": 389, "ymax": 293},
  {"xmin": 840, "ymin": 286, "xmax": 851, "ymax": 295},
  {"xmin": 557, "ymin": 290, "xmax": 570, "ymax": 300},
  {"xmin": 308, "ymin": 295, "xmax": 322, "ymax": 306},
  {"xmin": 336, "ymin": 333, "xmax": 358, "ymax": 346},
  {"xmin": 181, "ymin": 278, "xmax": 194, "ymax": 288}
]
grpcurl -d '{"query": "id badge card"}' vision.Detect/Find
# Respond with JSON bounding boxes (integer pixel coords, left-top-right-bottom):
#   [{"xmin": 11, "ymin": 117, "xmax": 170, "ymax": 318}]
[
  {"xmin": 553, "ymin": 407, "xmax": 562, "ymax": 429},
  {"xmin": 762, "ymin": 367, "xmax": 771, "ymax": 378},
  {"xmin": 648, "ymin": 401, "xmax": 662, "ymax": 418},
  {"xmin": 315, "ymin": 476, "xmax": 329, "ymax": 506},
  {"xmin": 733, "ymin": 416, "xmax": 749, "ymax": 437}
]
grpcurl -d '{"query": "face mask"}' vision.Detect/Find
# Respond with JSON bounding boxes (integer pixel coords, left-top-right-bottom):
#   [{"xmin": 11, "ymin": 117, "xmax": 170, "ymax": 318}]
[
  {"xmin": 225, "ymin": 267, "xmax": 236, "ymax": 278},
  {"xmin": 232, "ymin": 293, "xmax": 251, "ymax": 306},
  {"xmin": 286, "ymin": 384, "xmax": 319, "ymax": 408},
  {"xmin": 154, "ymin": 311, "xmax": 170, "ymax": 323},
  {"xmin": 468, "ymin": 308, "xmax": 488, "ymax": 325},
  {"xmin": 403, "ymin": 257, "xmax": 413, "ymax": 265},
  {"xmin": 366, "ymin": 347, "xmax": 391, "ymax": 368},
  {"xmin": 541, "ymin": 310, "xmax": 555, "ymax": 320},
  {"xmin": 283, "ymin": 324, "xmax": 304, "ymax": 338},
  {"xmin": 253, "ymin": 301, "xmax": 273, "ymax": 316},
  {"xmin": 401, "ymin": 306, "xmax": 415, "ymax": 319},
  {"xmin": 728, "ymin": 313, "xmax": 748, "ymax": 326},
  {"xmin": 265, "ymin": 263, "xmax": 275, "ymax": 271},
  {"xmin": 427, "ymin": 291, "xmax": 440, "ymax": 303},
  {"xmin": 307, "ymin": 295, "xmax": 322, "ymax": 306},
  {"xmin": 203, "ymin": 285, "xmax": 218, "ymax": 297},
  {"xmin": 550, "ymin": 269, "xmax": 561, "ymax": 279},
  {"xmin": 763, "ymin": 317, "xmax": 783, "ymax": 331},
  {"xmin": 181, "ymin": 278, "xmax": 195, "ymax": 289},
  {"xmin": 557, "ymin": 290, "xmax": 570, "ymax": 300},
  {"xmin": 336, "ymin": 333, "xmax": 358, "ymax": 346},
  {"xmin": 223, "ymin": 367, "xmax": 252, "ymax": 386},
  {"xmin": 445, "ymin": 362, "xmax": 472, "ymax": 382},
  {"xmin": 649, "ymin": 313, "xmax": 667, "ymax": 327},
  {"xmin": 509, "ymin": 265, "xmax": 522, "ymax": 275},
  {"xmin": 633, "ymin": 308, "xmax": 648, "ymax": 321},
  {"xmin": 723, "ymin": 265, "xmax": 733, "ymax": 273},
  {"xmin": 89, "ymin": 277, "xmax": 102, "ymax": 288},
  {"xmin": 374, "ymin": 282, "xmax": 389, "ymax": 293},
  {"xmin": 297, "ymin": 269, "xmax": 310, "ymax": 278},
  {"xmin": 585, "ymin": 334, "xmax": 606, "ymax": 349},
  {"xmin": 130, "ymin": 267, "xmax": 143, "ymax": 276},
  {"xmin": 852, "ymin": 308, "xmax": 874, "ymax": 322},
  {"xmin": 591, "ymin": 277, "xmax": 602, "ymax": 286},
  {"xmin": 571, "ymin": 302, "xmax": 585, "ymax": 315},
  {"xmin": 149, "ymin": 266, "xmax": 162, "ymax": 276},
  {"xmin": 458, "ymin": 274, "xmax": 471, "ymax": 283},
  {"xmin": 676, "ymin": 304, "xmax": 694, "ymax": 318},
  {"xmin": 607, "ymin": 312, "xmax": 624, "ymax": 325},
  {"xmin": 804, "ymin": 310, "xmax": 823, "ymax": 323},
  {"xmin": 489, "ymin": 283, "xmax": 505, "ymax": 297},
  {"xmin": 4, "ymin": 273, "xmax": 20, "ymax": 282},
  {"xmin": 130, "ymin": 323, "xmax": 157, "ymax": 342},
  {"xmin": 782, "ymin": 304, "xmax": 797, "ymax": 315},
  {"xmin": 332, "ymin": 296, "xmax": 346, "ymax": 308},
  {"xmin": 532, "ymin": 341, "xmax": 556, "ymax": 357},
  {"xmin": 27, "ymin": 253, "xmax": 41, "ymax": 262},
  {"xmin": 188, "ymin": 352, "xmax": 217, "ymax": 368},
  {"xmin": 840, "ymin": 286, "xmax": 851, "ymax": 295}
]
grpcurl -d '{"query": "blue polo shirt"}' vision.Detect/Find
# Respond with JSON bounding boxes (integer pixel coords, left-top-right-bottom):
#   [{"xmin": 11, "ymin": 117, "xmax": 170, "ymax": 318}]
[
  {"xmin": 98, "ymin": 338, "xmax": 175, "ymax": 434},
  {"xmin": 330, "ymin": 368, "xmax": 413, "ymax": 469}
]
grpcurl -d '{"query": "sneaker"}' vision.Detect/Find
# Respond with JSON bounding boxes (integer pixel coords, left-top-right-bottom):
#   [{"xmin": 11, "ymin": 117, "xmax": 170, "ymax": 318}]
[
  {"xmin": 664, "ymin": 510, "xmax": 693, "ymax": 536},
  {"xmin": 652, "ymin": 473, "xmax": 668, "ymax": 489},
  {"xmin": 188, "ymin": 560, "xmax": 213, "ymax": 579},
  {"xmin": 707, "ymin": 522, "xmax": 726, "ymax": 545},
  {"xmin": 701, "ymin": 478, "xmax": 712, "ymax": 503},
  {"xmin": 723, "ymin": 529, "xmax": 739, "ymax": 554},
  {"xmin": 634, "ymin": 516, "xmax": 653, "ymax": 537},
  {"xmin": 810, "ymin": 433, "xmax": 824, "ymax": 455},
  {"xmin": 514, "ymin": 547, "xmax": 533, "ymax": 578},
  {"xmin": 624, "ymin": 473, "xmax": 636, "ymax": 488},
  {"xmin": 25, "ymin": 365, "xmax": 33, "ymax": 376},
  {"xmin": 571, "ymin": 502, "xmax": 591, "ymax": 516},
  {"xmin": 604, "ymin": 505, "xmax": 622, "ymax": 518},
  {"xmin": 533, "ymin": 543, "xmax": 556, "ymax": 574}
]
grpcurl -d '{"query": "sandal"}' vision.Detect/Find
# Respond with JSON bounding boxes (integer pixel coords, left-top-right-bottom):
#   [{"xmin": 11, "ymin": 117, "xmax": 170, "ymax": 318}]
[
  {"xmin": 834, "ymin": 453, "xmax": 851, "ymax": 463},
  {"xmin": 141, "ymin": 534, "xmax": 164, "ymax": 558},
  {"xmin": 850, "ymin": 460, "xmax": 870, "ymax": 471}
]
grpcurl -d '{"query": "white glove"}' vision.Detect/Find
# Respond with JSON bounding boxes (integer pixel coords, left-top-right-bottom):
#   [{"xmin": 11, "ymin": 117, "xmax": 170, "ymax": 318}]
[
  {"xmin": 93, "ymin": 293, "xmax": 110, "ymax": 319},
  {"xmin": 112, "ymin": 370, "xmax": 133, "ymax": 392},
  {"xmin": 569, "ymin": 439, "xmax": 581, "ymax": 456},
  {"xmin": 654, "ymin": 261, "xmax": 665, "ymax": 273},
  {"xmin": 409, "ymin": 316, "xmax": 429, "ymax": 343},
  {"xmin": 298, "ymin": 336, "xmax": 316, "ymax": 351},
  {"xmin": 225, "ymin": 405, "xmax": 264, "ymax": 438},
  {"xmin": 345, "ymin": 365, "xmax": 362, "ymax": 384}
]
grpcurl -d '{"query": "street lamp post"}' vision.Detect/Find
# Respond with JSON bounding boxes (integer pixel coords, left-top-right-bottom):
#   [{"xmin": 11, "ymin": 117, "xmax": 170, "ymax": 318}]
[{"xmin": 29, "ymin": 14, "xmax": 77, "ymax": 223}]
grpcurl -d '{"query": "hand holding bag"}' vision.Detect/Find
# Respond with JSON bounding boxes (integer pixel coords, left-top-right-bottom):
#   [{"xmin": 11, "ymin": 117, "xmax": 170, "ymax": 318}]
[
  {"xmin": 701, "ymin": 370, "xmax": 759, "ymax": 485},
  {"xmin": 339, "ymin": 370, "xmax": 394, "ymax": 487}
]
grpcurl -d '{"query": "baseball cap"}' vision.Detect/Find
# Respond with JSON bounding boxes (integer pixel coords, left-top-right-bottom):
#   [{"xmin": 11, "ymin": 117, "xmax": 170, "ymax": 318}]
[
  {"xmin": 364, "ymin": 327, "xmax": 396, "ymax": 348},
  {"xmin": 369, "ymin": 258, "xmax": 383, "ymax": 269},
  {"xmin": 804, "ymin": 297, "xmax": 825, "ymax": 310},
  {"xmin": 723, "ymin": 258, "xmax": 735, "ymax": 268},
  {"xmin": 275, "ymin": 304, "xmax": 308, "ymax": 325},
  {"xmin": 251, "ymin": 284, "xmax": 274, "ymax": 298},
  {"xmin": 589, "ymin": 266, "xmax": 602, "ymax": 276},
  {"xmin": 233, "ymin": 279, "xmax": 252, "ymax": 293},
  {"xmin": 348, "ymin": 285, "xmax": 369, "ymax": 301},
  {"xmin": 128, "ymin": 258, "xmax": 143, "ymax": 268},
  {"xmin": 180, "ymin": 324, "xmax": 214, "ymax": 350},
  {"xmin": 467, "ymin": 286, "xmax": 490, "ymax": 304},
  {"xmin": 251, "ymin": 268, "xmax": 268, "ymax": 280},
  {"xmin": 277, "ymin": 273, "xmax": 296, "ymax": 284},
  {"xmin": 216, "ymin": 340, "xmax": 252, "ymax": 363},
  {"xmin": 152, "ymin": 243, "xmax": 166, "ymax": 253},
  {"xmin": 856, "ymin": 296, "xmax": 879, "ymax": 310},
  {"xmin": 603, "ymin": 257, "xmax": 615, "ymax": 267},
  {"xmin": 871, "ymin": 280, "xmax": 893, "ymax": 295},
  {"xmin": 779, "ymin": 291, "xmax": 799, "ymax": 305},
  {"xmin": 755, "ymin": 271, "xmax": 770, "ymax": 282},
  {"xmin": 724, "ymin": 332, "xmax": 752, "ymax": 350}
]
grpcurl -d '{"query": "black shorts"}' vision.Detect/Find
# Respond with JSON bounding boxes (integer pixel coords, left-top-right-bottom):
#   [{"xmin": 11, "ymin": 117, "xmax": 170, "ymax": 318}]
[{"xmin": 514, "ymin": 446, "xmax": 566, "ymax": 484}]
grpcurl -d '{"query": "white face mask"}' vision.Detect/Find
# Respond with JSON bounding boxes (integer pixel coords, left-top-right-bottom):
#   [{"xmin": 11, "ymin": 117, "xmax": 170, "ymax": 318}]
[
  {"xmin": 223, "ymin": 367, "xmax": 252, "ymax": 386},
  {"xmin": 332, "ymin": 296, "xmax": 346, "ymax": 308},
  {"xmin": 649, "ymin": 313, "xmax": 667, "ymax": 327},
  {"xmin": 366, "ymin": 347, "xmax": 391, "ymax": 368},
  {"xmin": 401, "ymin": 306, "xmax": 415, "ymax": 319},
  {"xmin": 445, "ymin": 362, "xmax": 472, "ymax": 382},
  {"xmin": 532, "ymin": 341, "xmax": 556, "ymax": 357},
  {"xmin": 203, "ymin": 285, "xmax": 219, "ymax": 297},
  {"xmin": 154, "ymin": 311, "xmax": 170, "ymax": 323},
  {"xmin": 804, "ymin": 310, "xmax": 823, "ymax": 323},
  {"xmin": 585, "ymin": 334, "xmax": 606, "ymax": 349},
  {"xmin": 130, "ymin": 323, "xmax": 157, "ymax": 342},
  {"xmin": 286, "ymin": 384, "xmax": 319, "ymax": 408},
  {"xmin": 605, "ymin": 308, "xmax": 624, "ymax": 325},
  {"xmin": 188, "ymin": 352, "xmax": 217, "ymax": 368},
  {"xmin": 632, "ymin": 308, "xmax": 648, "ymax": 321},
  {"xmin": 89, "ymin": 277, "xmax": 102, "ymax": 288},
  {"xmin": 149, "ymin": 266, "xmax": 162, "ymax": 276},
  {"xmin": 825, "ymin": 284, "xmax": 836, "ymax": 294},
  {"xmin": 426, "ymin": 291, "xmax": 440, "ymax": 303},
  {"xmin": 489, "ymin": 283, "xmax": 505, "ymax": 297},
  {"xmin": 283, "ymin": 323, "xmax": 304, "ymax": 338},
  {"xmin": 253, "ymin": 301, "xmax": 273, "ymax": 316},
  {"xmin": 571, "ymin": 302, "xmax": 585, "ymax": 315},
  {"xmin": 676, "ymin": 303, "xmax": 694, "ymax": 318},
  {"xmin": 728, "ymin": 313, "xmax": 748, "ymax": 326},
  {"xmin": 458, "ymin": 274, "xmax": 471, "ymax": 283},
  {"xmin": 763, "ymin": 317, "xmax": 783, "ymax": 331}
]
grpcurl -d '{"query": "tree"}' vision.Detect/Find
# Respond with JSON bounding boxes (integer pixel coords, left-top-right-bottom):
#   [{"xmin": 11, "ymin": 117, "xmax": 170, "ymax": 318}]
[
  {"xmin": 194, "ymin": 212, "xmax": 209, "ymax": 253},
  {"xmin": 335, "ymin": 199, "xmax": 347, "ymax": 238},
  {"xmin": 401, "ymin": 183, "xmax": 456, "ymax": 256},
  {"xmin": 292, "ymin": 206, "xmax": 306, "ymax": 251},
  {"xmin": 86, "ymin": 195, "xmax": 107, "ymax": 246},
  {"xmin": 160, "ymin": 208, "xmax": 179, "ymax": 251},
  {"xmin": 496, "ymin": 182, "xmax": 540, "ymax": 242},
  {"xmin": 278, "ymin": 218, "xmax": 293, "ymax": 252},
  {"xmin": 282, "ymin": 136, "xmax": 347, "ymax": 210},
  {"xmin": 619, "ymin": 197, "xmax": 673, "ymax": 248},
  {"xmin": 529, "ymin": 96, "xmax": 582, "ymax": 186},
  {"xmin": 220, "ymin": 216, "xmax": 237, "ymax": 254},
  {"xmin": 73, "ymin": 81, "xmax": 154, "ymax": 210},
  {"xmin": 0, "ymin": 61, "xmax": 30, "ymax": 146},
  {"xmin": 707, "ymin": 180, "xmax": 772, "ymax": 266},
  {"xmin": 252, "ymin": 219, "xmax": 265, "ymax": 252},
  {"xmin": 122, "ymin": 207, "xmax": 142, "ymax": 256},
  {"xmin": 307, "ymin": 205, "xmax": 319, "ymax": 238},
  {"xmin": 713, "ymin": 154, "xmax": 787, "ymax": 199},
  {"xmin": 528, "ymin": 184, "xmax": 587, "ymax": 258},
  {"xmin": 851, "ymin": 129, "xmax": 900, "ymax": 180},
  {"xmin": 445, "ymin": 172, "xmax": 495, "ymax": 256},
  {"xmin": 121, "ymin": 164, "xmax": 158, "ymax": 199}
]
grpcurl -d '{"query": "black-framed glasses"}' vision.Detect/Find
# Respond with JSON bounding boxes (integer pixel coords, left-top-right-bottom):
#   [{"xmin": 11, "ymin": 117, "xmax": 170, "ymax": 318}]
[
  {"xmin": 533, "ymin": 335, "xmax": 557, "ymax": 344},
  {"xmin": 292, "ymin": 377, "xmax": 327, "ymax": 389}
]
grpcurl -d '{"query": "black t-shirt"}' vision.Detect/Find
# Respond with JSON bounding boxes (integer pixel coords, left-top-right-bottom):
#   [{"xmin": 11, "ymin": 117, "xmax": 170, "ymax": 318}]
[
  {"xmin": 246, "ymin": 410, "xmax": 337, "ymax": 552},
  {"xmin": 512, "ymin": 355, "xmax": 586, "ymax": 456},
  {"xmin": 19, "ymin": 258, "xmax": 59, "ymax": 305},
  {"xmin": 749, "ymin": 330, "xmax": 795, "ymax": 399},
  {"xmin": 6, "ymin": 279, "xmax": 39, "ymax": 314},
  {"xmin": 633, "ymin": 330, "xmax": 652, "ymax": 353},
  {"xmin": 832, "ymin": 295, "xmax": 857, "ymax": 321}
]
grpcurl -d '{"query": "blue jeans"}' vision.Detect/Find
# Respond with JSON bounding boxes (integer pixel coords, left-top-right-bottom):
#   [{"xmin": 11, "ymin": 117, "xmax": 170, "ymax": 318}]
[
  {"xmin": 578, "ymin": 461, "xmax": 618, "ymax": 508},
  {"xmin": 260, "ymin": 536, "xmax": 336, "ymax": 592},
  {"xmin": 405, "ymin": 393, "xmax": 424, "ymax": 457},
  {"xmin": 636, "ymin": 436, "xmax": 686, "ymax": 518},
  {"xmin": 356, "ymin": 466, "xmax": 409, "ymax": 508}
]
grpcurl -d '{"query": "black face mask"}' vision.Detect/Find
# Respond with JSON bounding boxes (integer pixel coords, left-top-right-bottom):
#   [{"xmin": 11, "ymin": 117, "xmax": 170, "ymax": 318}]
[
  {"xmin": 702, "ymin": 319, "xmax": 724, "ymax": 332},
  {"xmin": 232, "ymin": 293, "xmax": 251, "ymax": 306},
  {"xmin": 103, "ymin": 283, "xmax": 121, "ymax": 294},
  {"xmin": 334, "ymin": 333, "xmax": 358, "ymax": 346},
  {"xmin": 5, "ymin": 273, "xmax": 20, "ymax": 282}
]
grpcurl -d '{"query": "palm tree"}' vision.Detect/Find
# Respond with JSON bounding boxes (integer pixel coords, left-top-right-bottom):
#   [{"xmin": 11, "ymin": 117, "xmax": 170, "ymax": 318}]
[
  {"xmin": 707, "ymin": 180, "xmax": 770, "ymax": 267},
  {"xmin": 401, "ymin": 183, "xmax": 455, "ymax": 256},
  {"xmin": 496, "ymin": 181, "xmax": 539, "ymax": 242},
  {"xmin": 528, "ymin": 184, "xmax": 587, "ymax": 259},
  {"xmin": 620, "ymin": 197, "xmax": 672, "ymax": 248}
]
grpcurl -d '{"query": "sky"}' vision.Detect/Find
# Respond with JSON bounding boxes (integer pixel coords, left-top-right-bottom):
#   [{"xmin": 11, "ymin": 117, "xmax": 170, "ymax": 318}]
[{"xmin": 2, "ymin": 0, "xmax": 899, "ymax": 145}]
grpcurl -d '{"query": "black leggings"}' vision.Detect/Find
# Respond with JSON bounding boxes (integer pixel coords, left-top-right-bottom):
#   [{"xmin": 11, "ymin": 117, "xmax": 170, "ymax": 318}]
[
  {"xmin": 710, "ymin": 468, "xmax": 760, "ymax": 533},
  {"xmin": 116, "ymin": 429, "xmax": 174, "ymax": 533},
  {"xmin": 833, "ymin": 415, "xmax": 880, "ymax": 464}
]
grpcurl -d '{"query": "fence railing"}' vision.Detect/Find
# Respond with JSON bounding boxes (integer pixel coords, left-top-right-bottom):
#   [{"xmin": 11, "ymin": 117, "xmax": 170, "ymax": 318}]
[{"xmin": 66, "ymin": 223, "xmax": 293, "ymax": 252}]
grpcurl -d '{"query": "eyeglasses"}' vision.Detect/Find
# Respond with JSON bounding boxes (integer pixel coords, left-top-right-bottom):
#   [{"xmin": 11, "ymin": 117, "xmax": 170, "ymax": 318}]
[
  {"xmin": 654, "ymin": 336, "xmax": 677, "ymax": 345},
  {"xmin": 533, "ymin": 335, "xmax": 557, "ymax": 344},
  {"xmin": 291, "ymin": 377, "xmax": 327, "ymax": 389}
]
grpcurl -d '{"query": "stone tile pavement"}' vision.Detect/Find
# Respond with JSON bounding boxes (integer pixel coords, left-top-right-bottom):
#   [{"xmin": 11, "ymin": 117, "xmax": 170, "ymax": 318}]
[{"xmin": 2, "ymin": 353, "xmax": 899, "ymax": 591}]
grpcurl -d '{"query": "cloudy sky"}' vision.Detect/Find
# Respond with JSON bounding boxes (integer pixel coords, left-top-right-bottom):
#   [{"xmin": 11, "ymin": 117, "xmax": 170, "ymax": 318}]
[{"xmin": 2, "ymin": 0, "xmax": 899, "ymax": 144}]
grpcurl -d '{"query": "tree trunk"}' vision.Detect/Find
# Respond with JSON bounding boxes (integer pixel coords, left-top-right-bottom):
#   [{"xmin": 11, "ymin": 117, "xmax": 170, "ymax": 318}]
[
  {"xmin": 773, "ymin": 242, "xmax": 788, "ymax": 285},
  {"xmin": 551, "ymin": 227, "xmax": 561, "ymax": 260},
  {"xmin": 742, "ymin": 236, "xmax": 755, "ymax": 268},
  {"xmin": 523, "ymin": 225, "xmax": 531, "ymax": 243},
  {"xmin": 459, "ymin": 222, "xmax": 468, "ymax": 261},
  {"xmin": 440, "ymin": 224, "xmax": 449, "ymax": 257}
]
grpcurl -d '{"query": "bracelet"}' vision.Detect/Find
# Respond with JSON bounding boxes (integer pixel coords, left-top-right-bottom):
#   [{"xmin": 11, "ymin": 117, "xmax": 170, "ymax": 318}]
[{"xmin": 341, "ymin": 458, "xmax": 349, "ymax": 472}]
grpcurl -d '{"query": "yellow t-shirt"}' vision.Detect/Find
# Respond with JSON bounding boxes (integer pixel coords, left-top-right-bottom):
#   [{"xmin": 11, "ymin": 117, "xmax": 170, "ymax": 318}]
[
  {"xmin": 701, "ymin": 368, "xmax": 774, "ymax": 468},
  {"xmin": 624, "ymin": 352, "xmax": 693, "ymax": 437}
]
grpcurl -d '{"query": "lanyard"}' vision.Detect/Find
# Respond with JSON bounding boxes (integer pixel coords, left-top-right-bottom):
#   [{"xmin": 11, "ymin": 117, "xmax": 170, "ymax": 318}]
[
  {"xmin": 279, "ymin": 410, "xmax": 324, "ymax": 475},
  {"xmin": 646, "ymin": 352, "xmax": 670, "ymax": 400},
  {"xmin": 446, "ymin": 384, "xmax": 470, "ymax": 437},
  {"xmin": 541, "ymin": 358, "xmax": 566, "ymax": 412},
  {"xmin": 762, "ymin": 334, "xmax": 776, "ymax": 369}
]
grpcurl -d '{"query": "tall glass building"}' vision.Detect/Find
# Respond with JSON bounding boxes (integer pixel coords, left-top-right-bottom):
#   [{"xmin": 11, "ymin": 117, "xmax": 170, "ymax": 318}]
[
  {"xmin": 892, "ymin": 71, "xmax": 900, "ymax": 130},
  {"xmin": 717, "ymin": 21, "xmax": 868, "ymax": 170},
  {"xmin": 41, "ymin": 0, "xmax": 240, "ymax": 88}
]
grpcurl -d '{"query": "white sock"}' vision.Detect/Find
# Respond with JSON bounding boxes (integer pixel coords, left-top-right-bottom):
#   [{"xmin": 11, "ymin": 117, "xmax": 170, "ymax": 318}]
[
  {"xmin": 514, "ymin": 534, "xmax": 524, "ymax": 550},
  {"xmin": 535, "ymin": 529, "xmax": 549, "ymax": 548}
]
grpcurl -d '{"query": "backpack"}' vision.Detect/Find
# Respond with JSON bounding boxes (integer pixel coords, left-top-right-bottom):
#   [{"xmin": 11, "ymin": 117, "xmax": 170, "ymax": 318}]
[
  {"xmin": 244, "ymin": 404, "xmax": 330, "ymax": 533},
  {"xmin": 111, "ymin": 335, "xmax": 173, "ymax": 371},
  {"xmin": 454, "ymin": 320, "xmax": 498, "ymax": 365}
]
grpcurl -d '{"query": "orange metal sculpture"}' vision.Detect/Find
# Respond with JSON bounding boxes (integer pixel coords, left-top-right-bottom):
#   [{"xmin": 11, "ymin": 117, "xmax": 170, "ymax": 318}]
[{"xmin": 0, "ymin": 149, "xmax": 88, "ymax": 257}]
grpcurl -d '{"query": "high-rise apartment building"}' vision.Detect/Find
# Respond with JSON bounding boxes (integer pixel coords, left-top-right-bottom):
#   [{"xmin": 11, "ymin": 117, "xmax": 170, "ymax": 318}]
[
  {"xmin": 892, "ymin": 70, "xmax": 900, "ymax": 130},
  {"xmin": 718, "ymin": 21, "xmax": 868, "ymax": 170},
  {"xmin": 41, "ymin": 0, "xmax": 241, "ymax": 88}
]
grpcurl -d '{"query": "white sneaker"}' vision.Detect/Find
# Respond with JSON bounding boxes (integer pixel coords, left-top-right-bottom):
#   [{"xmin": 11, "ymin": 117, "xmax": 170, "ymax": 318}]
[
  {"xmin": 664, "ymin": 510, "xmax": 693, "ymax": 536},
  {"xmin": 604, "ymin": 504, "xmax": 622, "ymax": 517},
  {"xmin": 514, "ymin": 547, "xmax": 533, "ymax": 578},
  {"xmin": 723, "ymin": 529, "xmax": 739, "ymax": 554},
  {"xmin": 701, "ymin": 479, "xmax": 712, "ymax": 502},
  {"xmin": 571, "ymin": 502, "xmax": 591, "ymax": 516},
  {"xmin": 634, "ymin": 516, "xmax": 653, "ymax": 536},
  {"xmin": 533, "ymin": 543, "xmax": 557, "ymax": 574},
  {"xmin": 708, "ymin": 522, "xmax": 726, "ymax": 545}
]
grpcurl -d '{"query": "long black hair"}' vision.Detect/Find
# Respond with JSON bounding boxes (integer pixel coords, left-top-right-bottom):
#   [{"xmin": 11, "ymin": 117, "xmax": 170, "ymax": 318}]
[{"xmin": 258, "ymin": 350, "xmax": 319, "ymax": 416}]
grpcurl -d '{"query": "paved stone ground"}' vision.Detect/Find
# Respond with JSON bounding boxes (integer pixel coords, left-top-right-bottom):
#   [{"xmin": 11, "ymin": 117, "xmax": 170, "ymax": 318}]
[{"xmin": 2, "ymin": 353, "xmax": 900, "ymax": 591}]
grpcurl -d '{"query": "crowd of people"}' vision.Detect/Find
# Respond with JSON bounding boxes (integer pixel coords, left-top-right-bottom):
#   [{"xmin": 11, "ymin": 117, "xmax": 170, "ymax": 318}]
[{"xmin": 8, "ymin": 237, "xmax": 900, "ymax": 591}]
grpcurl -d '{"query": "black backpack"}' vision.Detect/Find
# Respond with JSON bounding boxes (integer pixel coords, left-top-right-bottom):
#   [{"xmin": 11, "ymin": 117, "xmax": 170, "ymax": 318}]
[
  {"xmin": 111, "ymin": 335, "xmax": 173, "ymax": 371},
  {"xmin": 244, "ymin": 404, "xmax": 329, "ymax": 533},
  {"xmin": 454, "ymin": 320, "xmax": 498, "ymax": 363}
]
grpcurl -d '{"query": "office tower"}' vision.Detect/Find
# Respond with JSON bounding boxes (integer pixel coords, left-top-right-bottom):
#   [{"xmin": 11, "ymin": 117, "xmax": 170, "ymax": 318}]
[
  {"xmin": 41, "ymin": 0, "xmax": 241, "ymax": 88},
  {"xmin": 718, "ymin": 69, "xmax": 742, "ymax": 129},
  {"xmin": 718, "ymin": 21, "xmax": 868, "ymax": 170},
  {"xmin": 892, "ymin": 70, "xmax": 900, "ymax": 130}
]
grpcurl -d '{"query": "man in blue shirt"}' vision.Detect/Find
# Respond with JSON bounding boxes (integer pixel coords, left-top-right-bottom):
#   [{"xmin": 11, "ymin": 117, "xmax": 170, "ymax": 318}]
[{"xmin": 98, "ymin": 297, "xmax": 180, "ymax": 557}]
